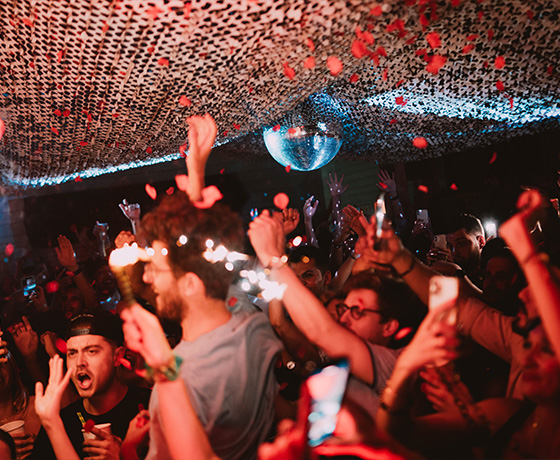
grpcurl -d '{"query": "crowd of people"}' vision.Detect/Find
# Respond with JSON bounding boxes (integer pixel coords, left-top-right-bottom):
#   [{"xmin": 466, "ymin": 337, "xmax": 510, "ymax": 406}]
[{"xmin": 1, "ymin": 113, "xmax": 559, "ymax": 459}]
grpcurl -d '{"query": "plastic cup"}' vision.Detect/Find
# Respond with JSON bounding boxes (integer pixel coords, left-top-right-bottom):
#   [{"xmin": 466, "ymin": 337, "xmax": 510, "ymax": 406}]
[
  {"xmin": 82, "ymin": 423, "xmax": 111, "ymax": 440},
  {"xmin": 0, "ymin": 420, "xmax": 25, "ymax": 436}
]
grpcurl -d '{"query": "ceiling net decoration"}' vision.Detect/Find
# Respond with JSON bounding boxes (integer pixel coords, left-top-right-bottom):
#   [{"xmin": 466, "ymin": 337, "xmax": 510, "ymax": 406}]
[{"xmin": 0, "ymin": 0, "xmax": 558, "ymax": 190}]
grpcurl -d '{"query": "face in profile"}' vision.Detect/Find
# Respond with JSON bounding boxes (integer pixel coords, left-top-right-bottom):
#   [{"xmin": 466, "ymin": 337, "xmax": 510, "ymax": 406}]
[
  {"xmin": 337, "ymin": 289, "xmax": 386, "ymax": 344},
  {"xmin": 446, "ymin": 229, "xmax": 483, "ymax": 273}
]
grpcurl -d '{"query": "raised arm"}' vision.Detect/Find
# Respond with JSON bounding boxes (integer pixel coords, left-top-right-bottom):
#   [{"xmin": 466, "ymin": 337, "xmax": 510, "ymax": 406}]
[
  {"xmin": 185, "ymin": 114, "xmax": 217, "ymax": 204},
  {"xmin": 303, "ymin": 196, "xmax": 319, "ymax": 248},
  {"xmin": 248, "ymin": 211, "xmax": 375, "ymax": 385},
  {"xmin": 121, "ymin": 305, "xmax": 220, "ymax": 460},
  {"xmin": 500, "ymin": 189, "xmax": 560, "ymax": 358}
]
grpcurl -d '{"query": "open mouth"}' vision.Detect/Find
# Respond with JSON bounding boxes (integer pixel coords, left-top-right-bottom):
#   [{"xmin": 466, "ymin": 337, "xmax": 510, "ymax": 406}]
[{"xmin": 75, "ymin": 372, "xmax": 92, "ymax": 390}]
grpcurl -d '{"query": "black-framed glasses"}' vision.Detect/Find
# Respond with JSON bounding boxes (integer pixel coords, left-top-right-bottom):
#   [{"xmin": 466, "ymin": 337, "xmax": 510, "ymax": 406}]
[{"xmin": 335, "ymin": 303, "xmax": 384, "ymax": 320}]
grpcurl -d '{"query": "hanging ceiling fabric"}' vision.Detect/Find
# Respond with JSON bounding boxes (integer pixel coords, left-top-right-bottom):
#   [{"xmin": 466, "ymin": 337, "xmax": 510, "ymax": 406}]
[{"xmin": 0, "ymin": 0, "xmax": 558, "ymax": 190}]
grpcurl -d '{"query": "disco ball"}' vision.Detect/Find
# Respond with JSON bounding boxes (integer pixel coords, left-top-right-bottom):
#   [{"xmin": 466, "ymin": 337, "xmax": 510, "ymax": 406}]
[{"xmin": 263, "ymin": 98, "xmax": 343, "ymax": 171}]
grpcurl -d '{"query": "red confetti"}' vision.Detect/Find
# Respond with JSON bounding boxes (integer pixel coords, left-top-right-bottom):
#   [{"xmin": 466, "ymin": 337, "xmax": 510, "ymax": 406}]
[
  {"xmin": 415, "ymin": 48, "xmax": 427, "ymax": 57},
  {"xmin": 394, "ymin": 327, "xmax": 413, "ymax": 341},
  {"xmin": 228, "ymin": 297, "xmax": 238, "ymax": 307},
  {"xmin": 285, "ymin": 165, "xmax": 291, "ymax": 173},
  {"xmin": 179, "ymin": 96, "xmax": 192, "ymax": 107},
  {"xmin": 419, "ymin": 14, "xmax": 429, "ymax": 29},
  {"xmin": 450, "ymin": 183, "xmax": 458, "ymax": 191},
  {"xmin": 1, "ymin": 118, "xmax": 7, "ymax": 141},
  {"xmin": 327, "ymin": 56, "xmax": 343, "ymax": 76},
  {"xmin": 288, "ymin": 127, "xmax": 298, "ymax": 135},
  {"xmin": 395, "ymin": 79, "xmax": 404, "ymax": 88},
  {"xmin": 349, "ymin": 73, "xmax": 359, "ymax": 83},
  {"xmin": 83, "ymin": 420, "xmax": 95, "ymax": 433},
  {"xmin": 547, "ymin": 65, "xmax": 554, "ymax": 75},
  {"xmin": 361, "ymin": 31, "xmax": 375, "ymax": 45},
  {"xmin": 426, "ymin": 32, "xmax": 441, "ymax": 49},
  {"xmin": 487, "ymin": 29, "xmax": 494, "ymax": 40},
  {"xmin": 283, "ymin": 63, "xmax": 295, "ymax": 80},
  {"xmin": 417, "ymin": 185, "xmax": 429, "ymax": 193},
  {"xmin": 405, "ymin": 35, "xmax": 418, "ymax": 45},
  {"xmin": 179, "ymin": 143, "xmax": 187, "ymax": 157},
  {"xmin": 462, "ymin": 44, "xmax": 475, "ymax": 54},
  {"xmin": 233, "ymin": 123, "xmax": 241, "ymax": 130},
  {"xmin": 426, "ymin": 55, "xmax": 447, "ymax": 75},
  {"xmin": 63, "ymin": 109, "xmax": 70, "ymax": 117},
  {"xmin": 494, "ymin": 56, "xmax": 505, "ymax": 69},
  {"xmin": 166, "ymin": 187, "xmax": 174, "ymax": 195},
  {"xmin": 351, "ymin": 40, "xmax": 368, "ymax": 59},
  {"xmin": 146, "ymin": 147, "xmax": 153, "ymax": 154},
  {"xmin": 509, "ymin": 97, "xmax": 514, "ymax": 109},
  {"xmin": 193, "ymin": 186, "xmax": 223, "ymax": 209},
  {"xmin": 413, "ymin": 137, "xmax": 428, "ymax": 149},
  {"xmin": 303, "ymin": 56, "xmax": 316, "ymax": 69},
  {"xmin": 74, "ymin": 176, "xmax": 83, "ymax": 183},
  {"xmin": 306, "ymin": 38, "xmax": 315, "ymax": 52},
  {"xmin": 395, "ymin": 96, "xmax": 408, "ymax": 106},
  {"xmin": 477, "ymin": 10, "xmax": 484, "ymax": 21},
  {"xmin": 389, "ymin": 119, "xmax": 397, "ymax": 124},
  {"xmin": 379, "ymin": 182, "xmax": 388, "ymax": 189},
  {"xmin": 273, "ymin": 193, "xmax": 290, "ymax": 210},
  {"xmin": 370, "ymin": 5, "xmax": 382, "ymax": 16},
  {"xmin": 496, "ymin": 80, "xmax": 504, "ymax": 91},
  {"xmin": 146, "ymin": 6, "xmax": 164, "ymax": 20},
  {"xmin": 4, "ymin": 243, "xmax": 14, "ymax": 257},
  {"xmin": 466, "ymin": 34, "xmax": 479, "ymax": 41},
  {"xmin": 54, "ymin": 109, "xmax": 62, "ymax": 117},
  {"xmin": 55, "ymin": 338, "xmax": 67, "ymax": 354},
  {"xmin": 158, "ymin": 58, "xmax": 169, "ymax": 66},
  {"xmin": 382, "ymin": 68, "xmax": 388, "ymax": 81},
  {"xmin": 50, "ymin": 126, "xmax": 59, "ymax": 135},
  {"xmin": 21, "ymin": 17, "xmax": 34, "ymax": 27},
  {"xmin": 79, "ymin": 141, "xmax": 88, "ymax": 147},
  {"xmin": 147, "ymin": 46, "xmax": 155, "ymax": 54},
  {"xmin": 102, "ymin": 22, "xmax": 109, "ymax": 33},
  {"xmin": 145, "ymin": 184, "xmax": 157, "ymax": 200},
  {"xmin": 175, "ymin": 174, "xmax": 189, "ymax": 192},
  {"xmin": 376, "ymin": 46, "xmax": 387, "ymax": 57},
  {"xmin": 272, "ymin": 124, "xmax": 281, "ymax": 132},
  {"xmin": 489, "ymin": 151, "xmax": 497, "ymax": 164},
  {"xmin": 526, "ymin": 9, "xmax": 534, "ymax": 20},
  {"xmin": 57, "ymin": 50, "xmax": 64, "ymax": 63}
]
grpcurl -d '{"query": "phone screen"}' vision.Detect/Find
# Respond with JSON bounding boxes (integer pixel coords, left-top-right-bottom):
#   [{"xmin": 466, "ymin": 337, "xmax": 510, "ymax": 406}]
[{"xmin": 306, "ymin": 359, "xmax": 350, "ymax": 447}]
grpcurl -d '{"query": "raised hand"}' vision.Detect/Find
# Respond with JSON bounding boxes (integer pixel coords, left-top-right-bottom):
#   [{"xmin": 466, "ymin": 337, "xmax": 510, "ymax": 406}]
[
  {"xmin": 325, "ymin": 172, "xmax": 348, "ymax": 197},
  {"xmin": 119, "ymin": 200, "xmax": 141, "ymax": 222},
  {"xmin": 357, "ymin": 215, "xmax": 404, "ymax": 267},
  {"xmin": 281, "ymin": 208, "xmax": 300, "ymax": 235},
  {"xmin": 377, "ymin": 169, "xmax": 397, "ymax": 197},
  {"xmin": 35, "ymin": 355, "xmax": 73, "ymax": 425},
  {"xmin": 55, "ymin": 235, "xmax": 79, "ymax": 272},
  {"xmin": 10, "ymin": 316, "xmax": 38, "ymax": 358},
  {"xmin": 303, "ymin": 196, "xmax": 319, "ymax": 220},
  {"xmin": 83, "ymin": 427, "xmax": 122, "ymax": 460},
  {"xmin": 120, "ymin": 304, "xmax": 173, "ymax": 370},
  {"xmin": 419, "ymin": 369, "xmax": 473, "ymax": 414},
  {"xmin": 40, "ymin": 331, "xmax": 60, "ymax": 358},
  {"xmin": 342, "ymin": 205, "xmax": 366, "ymax": 237},
  {"xmin": 248, "ymin": 210, "xmax": 286, "ymax": 268}
]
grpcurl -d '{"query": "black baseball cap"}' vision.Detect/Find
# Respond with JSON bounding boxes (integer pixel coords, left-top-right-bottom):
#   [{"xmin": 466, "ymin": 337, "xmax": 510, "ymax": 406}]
[{"xmin": 65, "ymin": 311, "xmax": 124, "ymax": 346}]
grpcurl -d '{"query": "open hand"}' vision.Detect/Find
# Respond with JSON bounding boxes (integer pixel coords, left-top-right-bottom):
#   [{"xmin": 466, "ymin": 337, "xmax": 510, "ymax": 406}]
[
  {"xmin": 185, "ymin": 114, "xmax": 217, "ymax": 174},
  {"xmin": 10, "ymin": 316, "xmax": 38, "ymax": 358},
  {"xmin": 303, "ymin": 196, "xmax": 319, "ymax": 220},
  {"xmin": 55, "ymin": 235, "xmax": 79, "ymax": 272},
  {"xmin": 325, "ymin": 172, "xmax": 348, "ymax": 197},
  {"xmin": 377, "ymin": 169, "xmax": 397, "ymax": 197},
  {"xmin": 281, "ymin": 208, "xmax": 300, "ymax": 235},
  {"xmin": 35, "ymin": 355, "xmax": 73, "ymax": 425},
  {"xmin": 119, "ymin": 200, "xmax": 141, "ymax": 222}
]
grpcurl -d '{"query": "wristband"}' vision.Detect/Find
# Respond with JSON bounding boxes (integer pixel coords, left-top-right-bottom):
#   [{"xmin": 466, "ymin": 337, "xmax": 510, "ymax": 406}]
[
  {"xmin": 66, "ymin": 267, "xmax": 82, "ymax": 277},
  {"xmin": 145, "ymin": 354, "xmax": 184, "ymax": 382},
  {"xmin": 395, "ymin": 255, "xmax": 416, "ymax": 277}
]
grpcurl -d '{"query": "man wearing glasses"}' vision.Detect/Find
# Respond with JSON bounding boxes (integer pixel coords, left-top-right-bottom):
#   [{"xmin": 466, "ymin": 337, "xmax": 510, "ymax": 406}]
[{"xmin": 249, "ymin": 212, "xmax": 426, "ymax": 419}]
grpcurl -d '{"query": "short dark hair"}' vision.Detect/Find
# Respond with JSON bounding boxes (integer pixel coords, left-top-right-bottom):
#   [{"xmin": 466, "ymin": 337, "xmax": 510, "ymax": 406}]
[
  {"xmin": 288, "ymin": 245, "xmax": 330, "ymax": 274},
  {"xmin": 140, "ymin": 193, "xmax": 244, "ymax": 300},
  {"xmin": 447, "ymin": 213, "xmax": 484, "ymax": 238},
  {"xmin": 344, "ymin": 271, "xmax": 427, "ymax": 347},
  {"xmin": 66, "ymin": 311, "xmax": 124, "ymax": 346}
]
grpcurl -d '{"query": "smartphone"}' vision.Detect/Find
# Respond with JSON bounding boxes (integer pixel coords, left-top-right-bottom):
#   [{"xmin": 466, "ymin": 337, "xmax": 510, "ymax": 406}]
[
  {"xmin": 21, "ymin": 276, "xmax": 37, "ymax": 297},
  {"xmin": 429, "ymin": 276, "xmax": 458, "ymax": 321},
  {"xmin": 416, "ymin": 209, "xmax": 429, "ymax": 223},
  {"xmin": 306, "ymin": 359, "xmax": 350, "ymax": 447},
  {"xmin": 433, "ymin": 234, "xmax": 447, "ymax": 250}
]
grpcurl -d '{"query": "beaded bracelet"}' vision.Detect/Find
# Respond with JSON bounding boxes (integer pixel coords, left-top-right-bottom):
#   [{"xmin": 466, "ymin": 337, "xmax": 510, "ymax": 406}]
[{"xmin": 145, "ymin": 354, "xmax": 184, "ymax": 382}]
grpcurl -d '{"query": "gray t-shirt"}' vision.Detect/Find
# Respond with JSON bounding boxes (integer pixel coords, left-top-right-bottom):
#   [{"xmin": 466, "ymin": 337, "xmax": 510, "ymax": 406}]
[
  {"xmin": 345, "ymin": 341, "xmax": 402, "ymax": 419},
  {"xmin": 146, "ymin": 310, "xmax": 282, "ymax": 460}
]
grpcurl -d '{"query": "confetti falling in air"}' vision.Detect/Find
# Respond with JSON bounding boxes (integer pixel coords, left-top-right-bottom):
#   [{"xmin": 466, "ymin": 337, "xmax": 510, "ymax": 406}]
[
  {"xmin": 283, "ymin": 62, "xmax": 295, "ymax": 80},
  {"xmin": 46, "ymin": 280, "xmax": 60, "ymax": 293},
  {"xmin": 417, "ymin": 185, "xmax": 429, "ymax": 193},
  {"xmin": 55, "ymin": 338, "xmax": 67, "ymax": 354},
  {"xmin": 285, "ymin": 165, "xmax": 291, "ymax": 173},
  {"xmin": 272, "ymin": 124, "xmax": 281, "ymax": 132},
  {"xmin": 327, "ymin": 56, "xmax": 343, "ymax": 76},
  {"xmin": 496, "ymin": 80, "xmax": 505, "ymax": 91},
  {"xmin": 175, "ymin": 174, "xmax": 189, "ymax": 192},
  {"xmin": 413, "ymin": 137, "xmax": 428, "ymax": 148},
  {"xmin": 273, "ymin": 192, "xmax": 289, "ymax": 210},
  {"xmin": 4, "ymin": 243, "xmax": 14, "ymax": 257},
  {"xmin": 303, "ymin": 56, "xmax": 316, "ymax": 69},
  {"xmin": 145, "ymin": 184, "xmax": 157, "ymax": 200},
  {"xmin": 0, "ymin": 119, "xmax": 4, "ymax": 141},
  {"xmin": 450, "ymin": 183, "xmax": 458, "ymax": 190},
  {"xmin": 426, "ymin": 32, "xmax": 441, "ymax": 49},
  {"xmin": 179, "ymin": 96, "xmax": 192, "ymax": 107},
  {"xmin": 395, "ymin": 327, "xmax": 413, "ymax": 340},
  {"xmin": 228, "ymin": 297, "xmax": 238, "ymax": 307},
  {"xmin": 489, "ymin": 151, "xmax": 497, "ymax": 164}
]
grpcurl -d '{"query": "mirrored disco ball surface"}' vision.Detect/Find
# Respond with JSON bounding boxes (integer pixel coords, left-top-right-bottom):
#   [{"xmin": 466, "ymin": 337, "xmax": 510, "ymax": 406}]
[{"xmin": 263, "ymin": 96, "xmax": 344, "ymax": 171}]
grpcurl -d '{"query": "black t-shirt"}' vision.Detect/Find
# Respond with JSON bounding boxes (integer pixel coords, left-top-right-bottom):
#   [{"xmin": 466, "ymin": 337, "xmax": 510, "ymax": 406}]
[{"xmin": 32, "ymin": 386, "xmax": 151, "ymax": 459}]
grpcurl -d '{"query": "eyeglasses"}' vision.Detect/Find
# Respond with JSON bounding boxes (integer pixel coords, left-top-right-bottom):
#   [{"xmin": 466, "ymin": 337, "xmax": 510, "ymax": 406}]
[{"xmin": 335, "ymin": 303, "xmax": 384, "ymax": 320}]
